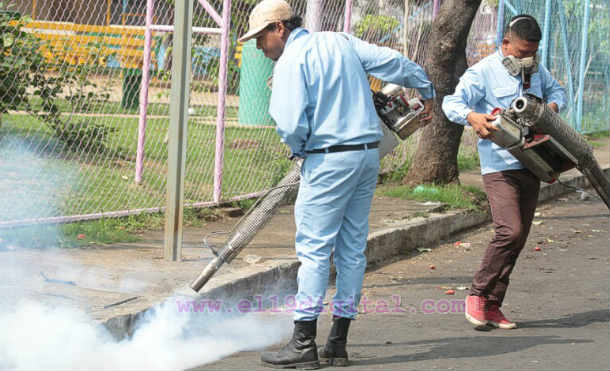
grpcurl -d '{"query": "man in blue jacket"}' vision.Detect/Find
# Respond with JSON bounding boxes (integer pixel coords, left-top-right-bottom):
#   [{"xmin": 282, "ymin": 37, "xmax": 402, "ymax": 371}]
[
  {"xmin": 239, "ymin": 0, "xmax": 434, "ymax": 368},
  {"xmin": 443, "ymin": 14, "xmax": 566, "ymax": 330}
]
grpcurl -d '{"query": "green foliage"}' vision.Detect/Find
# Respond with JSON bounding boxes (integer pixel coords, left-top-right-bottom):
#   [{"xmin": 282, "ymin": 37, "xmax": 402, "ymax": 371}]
[
  {"xmin": 384, "ymin": 157, "xmax": 412, "ymax": 183},
  {"xmin": 584, "ymin": 130, "xmax": 610, "ymax": 140},
  {"xmin": 377, "ymin": 183, "xmax": 486, "ymax": 211},
  {"xmin": 0, "ymin": 7, "xmax": 113, "ymax": 152},
  {"xmin": 52, "ymin": 120, "xmax": 116, "ymax": 153},
  {"xmin": 0, "ymin": 10, "xmax": 48, "ymax": 115},
  {"xmin": 354, "ymin": 14, "xmax": 400, "ymax": 43},
  {"xmin": 457, "ymin": 149, "xmax": 480, "ymax": 171},
  {"xmin": 233, "ymin": 198, "xmax": 256, "ymax": 211},
  {"xmin": 197, "ymin": 54, "xmax": 241, "ymax": 94}
]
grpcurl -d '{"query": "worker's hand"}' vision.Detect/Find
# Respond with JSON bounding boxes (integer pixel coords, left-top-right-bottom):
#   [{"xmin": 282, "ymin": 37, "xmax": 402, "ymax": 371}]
[
  {"xmin": 548, "ymin": 102, "xmax": 559, "ymax": 113},
  {"xmin": 467, "ymin": 111, "xmax": 498, "ymax": 139},
  {"xmin": 420, "ymin": 99, "xmax": 433, "ymax": 121}
]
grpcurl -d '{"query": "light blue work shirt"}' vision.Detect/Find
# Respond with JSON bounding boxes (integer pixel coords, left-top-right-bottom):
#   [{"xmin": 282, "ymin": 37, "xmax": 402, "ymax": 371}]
[
  {"xmin": 269, "ymin": 27, "xmax": 435, "ymax": 158},
  {"xmin": 442, "ymin": 50, "xmax": 566, "ymax": 175}
]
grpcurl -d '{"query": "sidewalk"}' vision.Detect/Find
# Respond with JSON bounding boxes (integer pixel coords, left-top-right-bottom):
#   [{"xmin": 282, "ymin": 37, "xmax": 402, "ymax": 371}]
[{"xmin": 1, "ymin": 139, "xmax": 607, "ymax": 339}]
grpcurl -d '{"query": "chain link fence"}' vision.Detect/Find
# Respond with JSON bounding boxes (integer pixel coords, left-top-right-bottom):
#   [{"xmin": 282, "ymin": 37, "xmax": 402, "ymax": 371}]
[
  {"xmin": 498, "ymin": 0, "xmax": 609, "ymax": 134},
  {"xmin": 0, "ymin": 0, "xmax": 607, "ymax": 225}
]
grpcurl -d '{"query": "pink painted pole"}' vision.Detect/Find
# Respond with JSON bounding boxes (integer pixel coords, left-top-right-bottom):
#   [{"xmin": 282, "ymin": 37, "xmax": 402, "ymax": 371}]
[
  {"xmin": 197, "ymin": 0, "xmax": 223, "ymax": 27},
  {"xmin": 433, "ymin": 0, "xmax": 440, "ymax": 17},
  {"xmin": 135, "ymin": 0, "xmax": 154, "ymax": 184},
  {"xmin": 343, "ymin": 0, "xmax": 352, "ymax": 33},
  {"xmin": 213, "ymin": 0, "xmax": 231, "ymax": 203}
]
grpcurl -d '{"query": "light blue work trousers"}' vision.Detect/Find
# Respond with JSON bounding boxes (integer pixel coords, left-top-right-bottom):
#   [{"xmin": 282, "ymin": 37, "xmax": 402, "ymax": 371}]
[{"xmin": 293, "ymin": 148, "xmax": 380, "ymax": 321}]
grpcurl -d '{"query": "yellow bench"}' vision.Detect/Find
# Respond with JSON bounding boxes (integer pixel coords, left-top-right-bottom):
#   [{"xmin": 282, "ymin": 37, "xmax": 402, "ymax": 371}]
[
  {"xmin": 19, "ymin": 21, "xmax": 155, "ymax": 69},
  {"xmin": 234, "ymin": 42, "xmax": 243, "ymax": 68}
]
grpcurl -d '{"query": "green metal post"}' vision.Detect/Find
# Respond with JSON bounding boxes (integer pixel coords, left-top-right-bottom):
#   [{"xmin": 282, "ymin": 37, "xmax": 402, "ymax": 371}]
[{"xmin": 164, "ymin": 0, "xmax": 194, "ymax": 261}]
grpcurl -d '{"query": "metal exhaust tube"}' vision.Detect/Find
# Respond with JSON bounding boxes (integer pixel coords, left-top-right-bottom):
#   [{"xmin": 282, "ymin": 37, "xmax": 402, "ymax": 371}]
[
  {"xmin": 510, "ymin": 95, "xmax": 609, "ymax": 208},
  {"xmin": 190, "ymin": 161, "xmax": 302, "ymax": 292},
  {"xmin": 190, "ymin": 257, "xmax": 221, "ymax": 292}
]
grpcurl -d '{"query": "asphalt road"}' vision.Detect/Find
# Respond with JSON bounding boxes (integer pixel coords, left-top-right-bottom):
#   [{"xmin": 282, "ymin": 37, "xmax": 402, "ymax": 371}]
[{"xmin": 195, "ymin": 192, "xmax": 609, "ymax": 371}]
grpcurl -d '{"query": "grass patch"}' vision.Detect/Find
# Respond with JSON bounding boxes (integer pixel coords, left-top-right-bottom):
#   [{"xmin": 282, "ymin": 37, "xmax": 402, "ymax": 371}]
[
  {"xmin": 377, "ymin": 183, "xmax": 486, "ymax": 211},
  {"xmin": 18, "ymin": 96, "xmax": 239, "ymax": 118},
  {"xmin": 383, "ymin": 157, "xmax": 412, "ymax": 183},
  {"xmin": 381, "ymin": 148, "xmax": 479, "ymax": 184},
  {"xmin": 585, "ymin": 130, "xmax": 610, "ymax": 140},
  {"xmin": 0, "ymin": 207, "xmax": 223, "ymax": 248},
  {"xmin": 233, "ymin": 198, "xmax": 257, "ymax": 211},
  {"xmin": 1, "ymin": 114, "xmax": 288, "ymax": 217},
  {"xmin": 584, "ymin": 130, "xmax": 609, "ymax": 148},
  {"xmin": 458, "ymin": 150, "xmax": 480, "ymax": 172}
]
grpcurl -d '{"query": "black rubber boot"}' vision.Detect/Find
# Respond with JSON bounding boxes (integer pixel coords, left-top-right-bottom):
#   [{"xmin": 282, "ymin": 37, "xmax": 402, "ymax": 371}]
[
  {"xmin": 318, "ymin": 316, "xmax": 351, "ymax": 366},
  {"xmin": 261, "ymin": 320, "xmax": 320, "ymax": 369}
]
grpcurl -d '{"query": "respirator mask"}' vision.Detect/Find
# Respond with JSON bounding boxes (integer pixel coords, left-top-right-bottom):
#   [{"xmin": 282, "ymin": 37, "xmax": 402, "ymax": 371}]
[
  {"xmin": 502, "ymin": 54, "xmax": 539, "ymax": 77},
  {"xmin": 502, "ymin": 54, "xmax": 539, "ymax": 92}
]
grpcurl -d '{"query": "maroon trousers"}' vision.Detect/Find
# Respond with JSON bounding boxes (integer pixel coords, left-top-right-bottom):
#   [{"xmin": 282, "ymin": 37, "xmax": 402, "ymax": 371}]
[{"xmin": 470, "ymin": 169, "xmax": 541, "ymax": 305}]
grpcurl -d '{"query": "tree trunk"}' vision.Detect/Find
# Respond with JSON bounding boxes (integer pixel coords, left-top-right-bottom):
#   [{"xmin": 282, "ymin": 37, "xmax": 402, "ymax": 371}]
[{"xmin": 403, "ymin": 0, "xmax": 481, "ymax": 185}]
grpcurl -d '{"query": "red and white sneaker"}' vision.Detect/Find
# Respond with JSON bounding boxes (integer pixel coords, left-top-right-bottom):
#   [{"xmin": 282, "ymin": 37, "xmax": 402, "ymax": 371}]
[
  {"xmin": 465, "ymin": 295, "xmax": 488, "ymax": 327},
  {"xmin": 486, "ymin": 303, "xmax": 517, "ymax": 329}
]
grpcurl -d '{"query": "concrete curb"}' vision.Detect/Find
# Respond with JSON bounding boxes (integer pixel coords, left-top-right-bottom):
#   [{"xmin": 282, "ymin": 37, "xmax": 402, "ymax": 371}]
[{"xmin": 102, "ymin": 167, "xmax": 609, "ymax": 339}]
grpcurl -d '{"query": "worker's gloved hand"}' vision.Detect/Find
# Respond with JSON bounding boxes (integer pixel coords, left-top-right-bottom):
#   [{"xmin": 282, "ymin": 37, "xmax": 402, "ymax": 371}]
[{"xmin": 467, "ymin": 111, "xmax": 499, "ymax": 139}]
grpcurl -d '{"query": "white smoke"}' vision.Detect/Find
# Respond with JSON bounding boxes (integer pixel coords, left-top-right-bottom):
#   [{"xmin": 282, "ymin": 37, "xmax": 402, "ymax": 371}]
[
  {"xmin": 0, "ymin": 137, "xmax": 292, "ymax": 370},
  {"xmin": 0, "ymin": 297, "xmax": 292, "ymax": 370}
]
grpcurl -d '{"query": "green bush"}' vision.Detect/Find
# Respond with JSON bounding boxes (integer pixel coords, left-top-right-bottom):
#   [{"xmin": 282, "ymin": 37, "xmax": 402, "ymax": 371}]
[
  {"xmin": 0, "ymin": 4, "xmax": 113, "ymax": 152},
  {"xmin": 354, "ymin": 14, "xmax": 400, "ymax": 44},
  {"xmin": 0, "ymin": 8, "xmax": 48, "ymax": 116}
]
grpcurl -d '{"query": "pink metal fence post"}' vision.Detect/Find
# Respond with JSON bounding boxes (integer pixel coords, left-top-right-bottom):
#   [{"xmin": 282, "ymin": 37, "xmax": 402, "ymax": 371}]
[
  {"xmin": 213, "ymin": 0, "xmax": 231, "ymax": 203},
  {"xmin": 197, "ymin": 0, "xmax": 223, "ymax": 26},
  {"xmin": 135, "ymin": 0, "xmax": 154, "ymax": 184},
  {"xmin": 343, "ymin": 0, "xmax": 352, "ymax": 33},
  {"xmin": 134, "ymin": 0, "xmax": 226, "ymax": 187}
]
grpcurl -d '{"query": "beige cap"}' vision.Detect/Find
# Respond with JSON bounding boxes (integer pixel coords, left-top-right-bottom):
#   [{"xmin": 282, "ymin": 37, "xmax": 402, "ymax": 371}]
[{"xmin": 238, "ymin": 0, "xmax": 293, "ymax": 43}]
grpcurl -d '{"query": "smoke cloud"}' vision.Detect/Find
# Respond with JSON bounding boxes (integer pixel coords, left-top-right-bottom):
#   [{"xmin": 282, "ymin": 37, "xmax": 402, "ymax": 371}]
[
  {"xmin": 0, "ymin": 136, "xmax": 292, "ymax": 370},
  {"xmin": 0, "ymin": 297, "xmax": 291, "ymax": 370}
]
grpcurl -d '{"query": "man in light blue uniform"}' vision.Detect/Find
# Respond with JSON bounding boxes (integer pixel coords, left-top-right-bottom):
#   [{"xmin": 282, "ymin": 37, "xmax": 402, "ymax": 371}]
[
  {"xmin": 238, "ymin": 0, "xmax": 434, "ymax": 368},
  {"xmin": 443, "ymin": 15, "xmax": 565, "ymax": 330}
]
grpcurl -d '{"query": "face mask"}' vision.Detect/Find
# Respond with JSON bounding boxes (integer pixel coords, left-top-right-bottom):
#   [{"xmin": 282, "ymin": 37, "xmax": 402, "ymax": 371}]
[{"xmin": 502, "ymin": 54, "xmax": 539, "ymax": 76}]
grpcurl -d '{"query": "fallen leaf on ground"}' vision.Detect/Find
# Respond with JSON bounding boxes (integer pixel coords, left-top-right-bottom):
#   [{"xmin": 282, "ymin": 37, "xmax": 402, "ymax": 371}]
[{"xmin": 244, "ymin": 254, "xmax": 262, "ymax": 264}]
